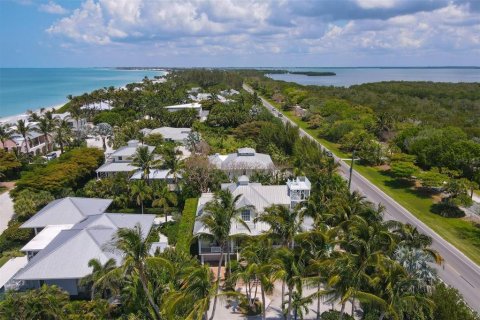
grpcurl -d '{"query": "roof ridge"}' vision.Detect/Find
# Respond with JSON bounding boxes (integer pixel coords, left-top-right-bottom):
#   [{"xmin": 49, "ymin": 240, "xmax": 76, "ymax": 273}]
[
  {"xmin": 249, "ymin": 184, "xmax": 273, "ymax": 205},
  {"xmin": 68, "ymin": 197, "xmax": 85, "ymax": 217},
  {"xmin": 16, "ymin": 229, "xmax": 83, "ymax": 277}
]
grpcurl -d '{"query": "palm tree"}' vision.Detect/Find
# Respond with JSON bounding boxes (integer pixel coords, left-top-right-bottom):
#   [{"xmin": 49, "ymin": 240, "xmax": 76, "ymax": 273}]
[
  {"xmin": 32, "ymin": 111, "xmax": 55, "ymax": 153},
  {"xmin": 256, "ymin": 204, "xmax": 304, "ymax": 249},
  {"xmin": 108, "ymin": 224, "xmax": 174, "ymax": 320},
  {"xmin": 198, "ymin": 189, "xmax": 251, "ymax": 320},
  {"xmin": 361, "ymin": 258, "xmax": 434, "ymax": 320},
  {"xmin": 80, "ymin": 258, "xmax": 120, "ymax": 300},
  {"xmin": 130, "ymin": 180, "xmax": 152, "ymax": 214},
  {"xmin": 131, "ymin": 146, "xmax": 159, "ymax": 183},
  {"xmin": 0, "ymin": 124, "xmax": 12, "ymax": 148},
  {"xmin": 272, "ymin": 247, "xmax": 308, "ymax": 320},
  {"xmin": 390, "ymin": 223, "xmax": 442, "ymax": 264},
  {"xmin": 53, "ymin": 118, "xmax": 72, "ymax": 154},
  {"xmin": 300, "ymin": 230, "xmax": 334, "ymax": 320},
  {"xmin": 162, "ymin": 144, "xmax": 183, "ymax": 186},
  {"xmin": 152, "ymin": 181, "xmax": 178, "ymax": 223},
  {"xmin": 94, "ymin": 123, "xmax": 113, "ymax": 151},
  {"xmin": 239, "ymin": 237, "xmax": 277, "ymax": 320},
  {"xmin": 69, "ymin": 104, "xmax": 83, "ymax": 142},
  {"xmin": 164, "ymin": 264, "xmax": 216, "ymax": 320},
  {"xmin": 14, "ymin": 119, "xmax": 31, "ymax": 153},
  {"xmin": 255, "ymin": 204, "xmax": 304, "ymax": 314}
]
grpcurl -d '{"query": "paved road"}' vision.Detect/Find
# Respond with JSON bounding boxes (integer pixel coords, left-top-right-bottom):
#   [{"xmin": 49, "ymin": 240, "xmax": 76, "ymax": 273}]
[{"xmin": 243, "ymin": 84, "xmax": 480, "ymax": 311}]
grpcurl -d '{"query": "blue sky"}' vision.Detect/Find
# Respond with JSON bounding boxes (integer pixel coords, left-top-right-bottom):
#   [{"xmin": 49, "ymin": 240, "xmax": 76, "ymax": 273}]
[{"xmin": 1, "ymin": 0, "xmax": 479, "ymax": 67}]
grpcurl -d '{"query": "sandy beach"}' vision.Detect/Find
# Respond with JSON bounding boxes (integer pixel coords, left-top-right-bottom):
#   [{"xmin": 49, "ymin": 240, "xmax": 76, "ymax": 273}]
[{"xmin": 0, "ymin": 103, "xmax": 65, "ymax": 125}]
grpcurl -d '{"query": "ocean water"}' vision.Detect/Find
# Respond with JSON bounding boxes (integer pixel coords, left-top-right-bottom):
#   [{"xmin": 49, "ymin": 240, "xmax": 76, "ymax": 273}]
[
  {"xmin": 0, "ymin": 68, "xmax": 164, "ymax": 117},
  {"xmin": 265, "ymin": 67, "xmax": 480, "ymax": 87}
]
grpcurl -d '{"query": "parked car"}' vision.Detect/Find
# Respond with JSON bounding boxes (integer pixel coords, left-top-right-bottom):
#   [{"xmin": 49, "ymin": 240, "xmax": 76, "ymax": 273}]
[{"xmin": 44, "ymin": 152, "xmax": 57, "ymax": 161}]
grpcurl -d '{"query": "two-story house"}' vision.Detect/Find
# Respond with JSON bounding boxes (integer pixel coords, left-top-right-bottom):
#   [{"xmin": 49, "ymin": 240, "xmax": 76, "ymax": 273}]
[
  {"xmin": 193, "ymin": 175, "xmax": 311, "ymax": 263},
  {"xmin": 95, "ymin": 140, "xmax": 154, "ymax": 178}
]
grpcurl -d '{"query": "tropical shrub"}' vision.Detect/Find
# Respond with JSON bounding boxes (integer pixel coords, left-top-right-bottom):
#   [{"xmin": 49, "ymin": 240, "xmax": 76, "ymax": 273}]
[
  {"xmin": 431, "ymin": 202, "xmax": 466, "ymax": 218},
  {"xmin": 431, "ymin": 283, "xmax": 480, "ymax": 320},
  {"xmin": 13, "ymin": 189, "xmax": 55, "ymax": 221},
  {"xmin": 14, "ymin": 148, "xmax": 104, "ymax": 197},
  {"xmin": 320, "ymin": 310, "xmax": 354, "ymax": 320}
]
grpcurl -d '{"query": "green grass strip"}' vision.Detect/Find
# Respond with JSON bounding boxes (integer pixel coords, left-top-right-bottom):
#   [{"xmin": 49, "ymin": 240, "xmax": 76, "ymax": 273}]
[{"xmin": 176, "ymin": 198, "xmax": 198, "ymax": 254}]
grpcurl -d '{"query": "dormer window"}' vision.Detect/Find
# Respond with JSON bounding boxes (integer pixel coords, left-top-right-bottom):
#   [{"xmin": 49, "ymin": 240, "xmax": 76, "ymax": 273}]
[{"xmin": 241, "ymin": 209, "xmax": 251, "ymax": 222}]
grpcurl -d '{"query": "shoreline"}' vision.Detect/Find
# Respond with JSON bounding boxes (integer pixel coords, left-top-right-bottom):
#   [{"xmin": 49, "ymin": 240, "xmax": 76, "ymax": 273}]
[{"xmin": 0, "ymin": 103, "xmax": 65, "ymax": 125}]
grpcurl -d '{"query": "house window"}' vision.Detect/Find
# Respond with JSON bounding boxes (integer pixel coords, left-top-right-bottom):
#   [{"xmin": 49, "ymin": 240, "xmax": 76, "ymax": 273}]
[
  {"xmin": 118, "ymin": 156, "xmax": 122, "ymax": 161},
  {"xmin": 241, "ymin": 210, "xmax": 251, "ymax": 222}
]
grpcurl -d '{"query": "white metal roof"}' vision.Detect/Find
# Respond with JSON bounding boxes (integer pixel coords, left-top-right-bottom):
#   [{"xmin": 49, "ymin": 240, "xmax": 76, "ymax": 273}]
[
  {"xmin": 0, "ymin": 257, "xmax": 28, "ymax": 289},
  {"xmin": 96, "ymin": 162, "xmax": 138, "ymax": 173},
  {"xmin": 130, "ymin": 169, "xmax": 181, "ymax": 180},
  {"xmin": 21, "ymin": 197, "xmax": 113, "ymax": 229},
  {"xmin": 165, "ymin": 102, "xmax": 202, "ymax": 110},
  {"xmin": 110, "ymin": 144, "xmax": 154, "ymax": 158},
  {"xmin": 209, "ymin": 148, "xmax": 274, "ymax": 171},
  {"xmin": 15, "ymin": 213, "xmax": 155, "ymax": 281},
  {"xmin": 149, "ymin": 127, "xmax": 191, "ymax": 142},
  {"xmin": 21, "ymin": 224, "xmax": 74, "ymax": 252}
]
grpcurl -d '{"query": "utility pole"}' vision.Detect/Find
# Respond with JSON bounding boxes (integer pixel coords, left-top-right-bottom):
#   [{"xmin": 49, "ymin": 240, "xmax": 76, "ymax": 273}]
[{"xmin": 348, "ymin": 149, "xmax": 355, "ymax": 190}]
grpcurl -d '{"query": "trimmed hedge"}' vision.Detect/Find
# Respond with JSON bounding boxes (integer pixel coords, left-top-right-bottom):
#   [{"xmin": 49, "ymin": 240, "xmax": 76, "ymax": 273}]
[{"xmin": 176, "ymin": 198, "xmax": 198, "ymax": 254}]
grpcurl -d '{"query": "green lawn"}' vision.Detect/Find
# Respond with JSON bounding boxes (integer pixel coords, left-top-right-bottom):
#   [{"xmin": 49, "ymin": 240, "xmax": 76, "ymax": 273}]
[
  {"xmin": 353, "ymin": 164, "xmax": 480, "ymax": 264},
  {"xmin": 260, "ymin": 91, "xmax": 480, "ymax": 265}
]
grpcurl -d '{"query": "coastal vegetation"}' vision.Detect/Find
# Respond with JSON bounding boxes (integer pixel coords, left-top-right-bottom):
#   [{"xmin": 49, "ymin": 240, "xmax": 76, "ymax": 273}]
[
  {"xmin": 245, "ymin": 73, "xmax": 480, "ymax": 264},
  {"xmin": 0, "ymin": 69, "xmax": 478, "ymax": 320}
]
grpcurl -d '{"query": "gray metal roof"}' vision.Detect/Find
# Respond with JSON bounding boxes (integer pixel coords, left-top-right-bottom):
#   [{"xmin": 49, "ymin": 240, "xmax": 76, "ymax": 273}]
[
  {"xmin": 209, "ymin": 148, "xmax": 274, "ymax": 171},
  {"xmin": 149, "ymin": 127, "xmax": 191, "ymax": 142},
  {"xmin": 110, "ymin": 143, "xmax": 155, "ymax": 158},
  {"xmin": 193, "ymin": 181, "xmax": 291, "ymax": 236},
  {"xmin": 96, "ymin": 162, "xmax": 138, "ymax": 173},
  {"xmin": 21, "ymin": 197, "xmax": 112, "ymax": 229},
  {"xmin": 130, "ymin": 169, "xmax": 181, "ymax": 180},
  {"xmin": 15, "ymin": 213, "xmax": 155, "ymax": 280}
]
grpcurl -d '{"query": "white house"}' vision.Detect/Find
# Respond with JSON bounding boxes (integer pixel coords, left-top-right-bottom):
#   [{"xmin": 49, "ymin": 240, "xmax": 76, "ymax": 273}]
[
  {"xmin": 143, "ymin": 127, "xmax": 192, "ymax": 144},
  {"xmin": 208, "ymin": 148, "xmax": 275, "ymax": 179},
  {"xmin": 96, "ymin": 140, "xmax": 154, "ymax": 178},
  {"xmin": 7, "ymin": 197, "xmax": 159, "ymax": 296},
  {"xmin": 54, "ymin": 112, "xmax": 87, "ymax": 131},
  {"xmin": 164, "ymin": 102, "xmax": 203, "ymax": 118},
  {"xmin": 193, "ymin": 175, "xmax": 311, "ymax": 263}
]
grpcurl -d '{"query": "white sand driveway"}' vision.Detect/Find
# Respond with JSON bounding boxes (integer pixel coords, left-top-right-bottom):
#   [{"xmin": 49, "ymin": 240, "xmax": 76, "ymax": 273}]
[{"xmin": 0, "ymin": 191, "xmax": 15, "ymax": 235}]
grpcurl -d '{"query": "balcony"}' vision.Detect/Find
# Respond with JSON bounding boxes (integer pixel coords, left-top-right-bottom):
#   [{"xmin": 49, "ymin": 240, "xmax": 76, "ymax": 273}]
[{"xmin": 199, "ymin": 245, "xmax": 239, "ymax": 254}]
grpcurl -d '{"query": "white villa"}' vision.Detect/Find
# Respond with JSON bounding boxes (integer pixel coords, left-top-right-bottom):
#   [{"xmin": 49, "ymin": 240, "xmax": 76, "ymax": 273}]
[
  {"xmin": 81, "ymin": 101, "xmax": 113, "ymax": 111},
  {"xmin": 1, "ymin": 197, "xmax": 158, "ymax": 296},
  {"xmin": 54, "ymin": 112, "xmax": 87, "ymax": 131},
  {"xmin": 96, "ymin": 140, "xmax": 154, "ymax": 178},
  {"xmin": 193, "ymin": 175, "xmax": 311, "ymax": 263},
  {"xmin": 209, "ymin": 148, "xmax": 275, "ymax": 179},
  {"xmin": 164, "ymin": 102, "xmax": 203, "ymax": 118},
  {"xmin": 142, "ymin": 127, "xmax": 192, "ymax": 144}
]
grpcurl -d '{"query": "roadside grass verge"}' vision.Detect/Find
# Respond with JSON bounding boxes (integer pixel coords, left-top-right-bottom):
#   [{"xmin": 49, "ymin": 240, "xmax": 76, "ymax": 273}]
[
  {"xmin": 259, "ymin": 91, "xmax": 480, "ymax": 265},
  {"xmin": 353, "ymin": 164, "xmax": 480, "ymax": 264}
]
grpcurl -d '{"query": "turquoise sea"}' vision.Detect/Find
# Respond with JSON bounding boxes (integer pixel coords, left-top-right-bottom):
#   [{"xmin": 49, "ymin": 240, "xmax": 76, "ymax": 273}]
[
  {"xmin": 0, "ymin": 68, "xmax": 163, "ymax": 117},
  {"xmin": 1, "ymin": 67, "xmax": 479, "ymax": 117},
  {"xmin": 265, "ymin": 67, "xmax": 480, "ymax": 87}
]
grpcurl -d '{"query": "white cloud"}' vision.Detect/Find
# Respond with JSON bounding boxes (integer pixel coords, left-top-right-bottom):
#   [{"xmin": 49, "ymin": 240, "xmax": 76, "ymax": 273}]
[
  {"xmin": 44, "ymin": 0, "xmax": 480, "ymax": 60},
  {"xmin": 355, "ymin": 0, "xmax": 398, "ymax": 10},
  {"xmin": 39, "ymin": 1, "xmax": 68, "ymax": 15}
]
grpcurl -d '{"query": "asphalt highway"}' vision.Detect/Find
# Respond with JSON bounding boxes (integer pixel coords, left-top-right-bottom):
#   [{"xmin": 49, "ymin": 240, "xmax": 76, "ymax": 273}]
[{"xmin": 243, "ymin": 84, "xmax": 480, "ymax": 311}]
